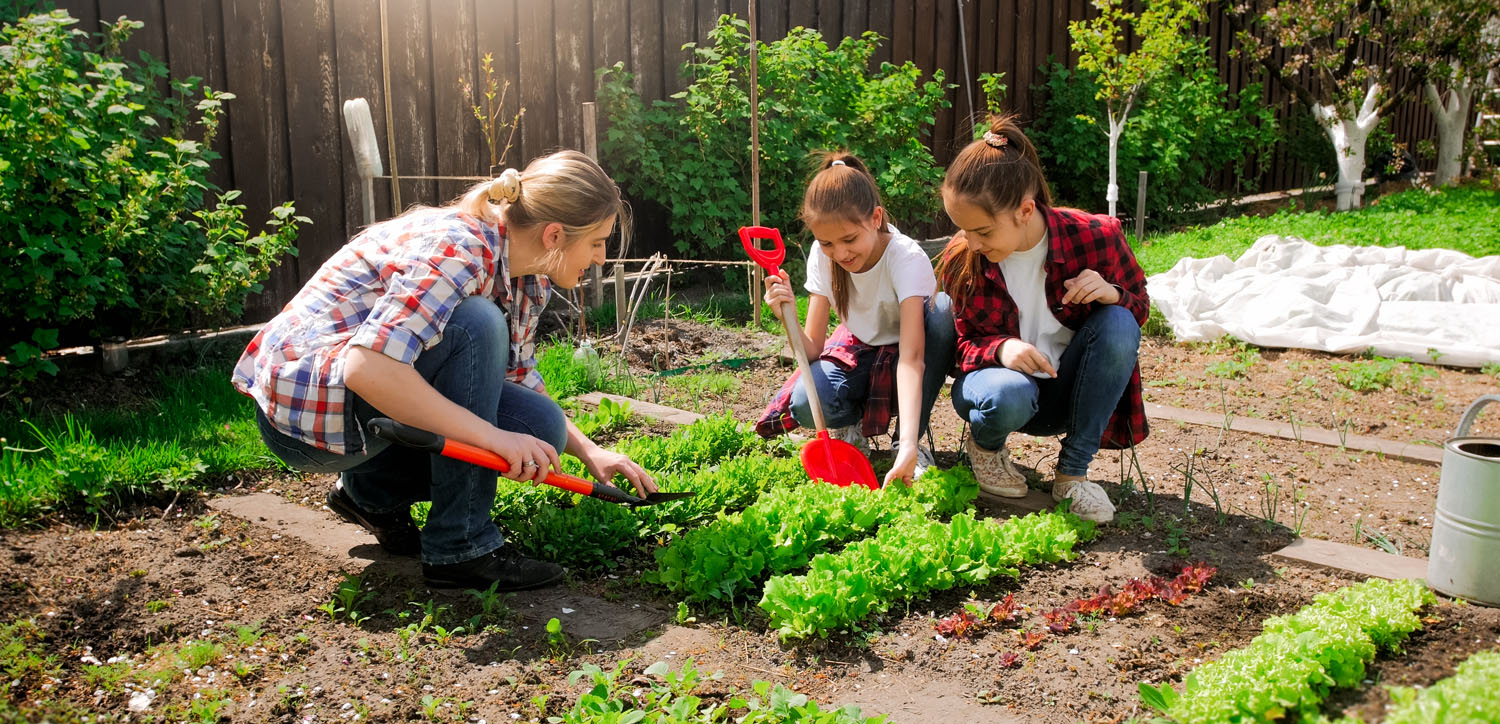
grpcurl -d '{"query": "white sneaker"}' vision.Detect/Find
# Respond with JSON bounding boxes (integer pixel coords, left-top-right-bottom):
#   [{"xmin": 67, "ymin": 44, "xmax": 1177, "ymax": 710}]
[
  {"xmin": 964, "ymin": 436, "xmax": 1028, "ymax": 498},
  {"xmin": 1052, "ymin": 477, "xmax": 1115, "ymax": 523},
  {"xmin": 828, "ymin": 424, "xmax": 869, "ymax": 455},
  {"xmin": 914, "ymin": 444, "xmax": 936, "ymax": 481}
]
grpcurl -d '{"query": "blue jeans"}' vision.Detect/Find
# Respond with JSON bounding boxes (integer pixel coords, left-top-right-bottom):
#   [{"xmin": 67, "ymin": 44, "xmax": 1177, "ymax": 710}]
[
  {"xmin": 255, "ymin": 296, "xmax": 568, "ymax": 565},
  {"xmin": 790, "ymin": 292, "xmax": 957, "ymax": 440},
  {"xmin": 952, "ymin": 305, "xmax": 1139, "ymax": 476}
]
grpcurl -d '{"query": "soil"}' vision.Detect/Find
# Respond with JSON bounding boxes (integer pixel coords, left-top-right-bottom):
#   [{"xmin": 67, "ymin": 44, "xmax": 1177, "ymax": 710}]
[{"xmin": 4, "ymin": 318, "xmax": 1500, "ymax": 722}]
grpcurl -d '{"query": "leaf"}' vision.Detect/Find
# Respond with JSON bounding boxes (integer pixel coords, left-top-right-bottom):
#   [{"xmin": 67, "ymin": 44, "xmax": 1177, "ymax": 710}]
[
  {"xmin": 644, "ymin": 660, "xmax": 670, "ymax": 677},
  {"xmin": 1137, "ymin": 682, "xmax": 1176, "ymax": 714}
]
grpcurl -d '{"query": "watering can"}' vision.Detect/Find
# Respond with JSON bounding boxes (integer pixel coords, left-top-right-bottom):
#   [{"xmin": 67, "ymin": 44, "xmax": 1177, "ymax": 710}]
[{"xmin": 1427, "ymin": 395, "xmax": 1500, "ymax": 606}]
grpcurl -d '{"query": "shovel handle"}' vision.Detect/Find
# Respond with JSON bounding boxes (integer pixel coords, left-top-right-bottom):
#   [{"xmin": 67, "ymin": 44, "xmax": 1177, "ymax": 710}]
[
  {"xmin": 781, "ymin": 300, "xmax": 828, "ymax": 432},
  {"xmin": 366, "ymin": 417, "xmax": 602, "ymax": 499}
]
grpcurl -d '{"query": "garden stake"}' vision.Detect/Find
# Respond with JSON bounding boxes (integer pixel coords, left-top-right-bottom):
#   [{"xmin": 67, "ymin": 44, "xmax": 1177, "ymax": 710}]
[
  {"xmin": 366, "ymin": 418, "xmax": 693, "ymax": 507},
  {"xmin": 738, "ymin": 225, "xmax": 879, "ymax": 489}
]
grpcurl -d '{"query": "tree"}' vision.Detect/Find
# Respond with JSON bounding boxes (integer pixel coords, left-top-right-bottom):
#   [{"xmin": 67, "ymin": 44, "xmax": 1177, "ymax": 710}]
[
  {"xmin": 1226, "ymin": 0, "xmax": 1423, "ymax": 209},
  {"xmin": 1070, "ymin": 0, "xmax": 1204, "ymax": 217},
  {"xmin": 1400, "ymin": 1, "xmax": 1500, "ymax": 186}
]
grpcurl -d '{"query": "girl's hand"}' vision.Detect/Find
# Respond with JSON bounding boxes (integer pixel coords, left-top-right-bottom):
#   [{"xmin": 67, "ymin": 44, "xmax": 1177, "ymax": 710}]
[
  {"xmin": 763, "ymin": 271, "xmax": 795, "ymax": 321},
  {"xmin": 1061, "ymin": 269, "xmax": 1120, "ymax": 305},
  {"xmin": 583, "ymin": 448, "xmax": 658, "ymax": 497},
  {"xmin": 487, "ymin": 429, "xmax": 561, "ymax": 484},
  {"xmin": 999, "ymin": 339, "xmax": 1058, "ymax": 378},
  {"xmin": 884, "ymin": 444, "xmax": 919, "ymax": 487}
]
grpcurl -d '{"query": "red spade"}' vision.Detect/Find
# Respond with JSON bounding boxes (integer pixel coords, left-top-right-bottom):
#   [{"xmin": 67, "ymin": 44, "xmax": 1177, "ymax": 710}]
[{"xmin": 739, "ymin": 225, "xmax": 879, "ymax": 489}]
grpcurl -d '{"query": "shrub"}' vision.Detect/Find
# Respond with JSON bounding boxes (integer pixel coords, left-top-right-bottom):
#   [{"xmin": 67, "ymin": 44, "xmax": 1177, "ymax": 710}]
[
  {"xmin": 0, "ymin": 12, "xmax": 303, "ymax": 385},
  {"xmin": 1030, "ymin": 41, "xmax": 1277, "ymax": 227},
  {"xmin": 597, "ymin": 14, "xmax": 949, "ymax": 254}
]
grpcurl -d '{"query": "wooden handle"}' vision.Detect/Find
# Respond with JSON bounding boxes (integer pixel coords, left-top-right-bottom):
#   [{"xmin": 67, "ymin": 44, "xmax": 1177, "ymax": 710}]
[{"xmin": 782, "ymin": 300, "xmax": 827, "ymax": 432}]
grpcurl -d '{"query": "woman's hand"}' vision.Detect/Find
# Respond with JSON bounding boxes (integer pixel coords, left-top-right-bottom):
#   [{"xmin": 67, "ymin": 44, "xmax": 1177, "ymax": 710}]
[
  {"xmin": 582, "ymin": 448, "xmax": 658, "ymax": 497},
  {"xmin": 763, "ymin": 271, "xmax": 795, "ymax": 321},
  {"xmin": 999, "ymin": 339, "xmax": 1058, "ymax": 378},
  {"xmin": 1061, "ymin": 269, "xmax": 1120, "ymax": 305},
  {"xmin": 485, "ymin": 429, "xmax": 561, "ymax": 484},
  {"xmin": 884, "ymin": 443, "xmax": 919, "ymax": 487}
]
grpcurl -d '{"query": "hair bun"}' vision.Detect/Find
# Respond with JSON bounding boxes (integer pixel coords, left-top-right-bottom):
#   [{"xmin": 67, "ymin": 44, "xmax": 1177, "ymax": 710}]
[{"xmin": 487, "ymin": 168, "xmax": 522, "ymax": 203}]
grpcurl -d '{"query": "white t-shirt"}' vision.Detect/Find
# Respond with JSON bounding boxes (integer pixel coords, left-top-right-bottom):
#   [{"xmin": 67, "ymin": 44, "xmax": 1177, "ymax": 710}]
[
  {"xmin": 805, "ymin": 226, "xmax": 936, "ymax": 346},
  {"xmin": 999, "ymin": 232, "xmax": 1073, "ymax": 377}
]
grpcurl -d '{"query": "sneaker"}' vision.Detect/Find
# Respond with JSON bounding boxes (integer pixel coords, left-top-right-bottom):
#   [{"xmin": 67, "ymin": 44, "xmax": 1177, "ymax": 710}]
[
  {"xmin": 1052, "ymin": 476, "xmax": 1116, "ymax": 524},
  {"xmin": 422, "ymin": 547, "xmax": 565, "ymax": 591},
  {"xmin": 914, "ymin": 443, "xmax": 936, "ymax": 481},
  {"xmin": 964, "ymin": 436, "xmax": 1028, "ymax": 498},
  {"xmin": 828, "ymin": 424, "xmax": 869, "ymax": 455},
  {"xmin": 325, "ymin": 485, "xmax": 421, "ymax": 556}
]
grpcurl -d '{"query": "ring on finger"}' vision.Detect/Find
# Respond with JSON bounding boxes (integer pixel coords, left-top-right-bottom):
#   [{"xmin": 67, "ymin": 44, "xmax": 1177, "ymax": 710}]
[{"xmin": 522, "ymin": 460, "xmax": 538, "ymax": 469}]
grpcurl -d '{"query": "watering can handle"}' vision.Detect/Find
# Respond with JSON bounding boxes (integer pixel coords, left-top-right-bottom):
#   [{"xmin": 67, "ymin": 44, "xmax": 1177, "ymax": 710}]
[{"xmin": 1456, "ymin": 395, "xmax": 1500, "ymax": 438}]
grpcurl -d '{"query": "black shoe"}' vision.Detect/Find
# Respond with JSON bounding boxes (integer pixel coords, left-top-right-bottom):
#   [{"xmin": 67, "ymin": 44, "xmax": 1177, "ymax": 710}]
[
  {"xmin": 422, "ymin": 547, "xmax": 564, "ymax": 591},
  {"xmin": 325, "ymin": 485, "xmax": 421, "ymax": 557}
]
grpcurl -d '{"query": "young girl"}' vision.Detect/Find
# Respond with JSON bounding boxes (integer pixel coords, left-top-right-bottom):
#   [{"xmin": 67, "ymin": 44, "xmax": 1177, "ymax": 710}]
[
  {"xmin": 232, "ymin": 150, "xmax": 656, "ymax": 591},
  {"xmin": 756, "ymin": 153, "xmax": 956, "ymax": 487},
  {"xmin": 936, "ymin": 116, "xmax": 1148, "ymax": 523}
]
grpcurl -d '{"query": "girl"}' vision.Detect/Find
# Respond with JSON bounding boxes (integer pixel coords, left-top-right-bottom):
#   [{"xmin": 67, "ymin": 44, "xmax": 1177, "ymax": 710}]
[
  {"xmin": 757, "ymin": 153, "xmax": 956, "ymax": 487},
  {"xmin": 232, "ymin": 150, "xmax": 656, "ymax": 591},
  {"xmin": 936, "ymin": 116, "xmax": 1148, "ymax": 524}
]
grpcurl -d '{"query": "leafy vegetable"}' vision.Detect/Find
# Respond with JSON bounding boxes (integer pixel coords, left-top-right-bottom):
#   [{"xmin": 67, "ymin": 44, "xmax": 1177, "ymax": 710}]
[{"xmin": 1383, "ymin": 650, "xmax": 1500, "ymax": 724}]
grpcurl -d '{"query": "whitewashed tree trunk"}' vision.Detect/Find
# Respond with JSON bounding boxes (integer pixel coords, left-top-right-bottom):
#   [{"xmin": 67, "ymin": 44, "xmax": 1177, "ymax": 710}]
[
  {"xmin": 1104, "ymin": 94, "xmax": 1135, "ymax": 218},
  {"xmin": 1312, "ymin": 84, "xmax": 1381, "ymax": 211},
  {"xmin": 1424, "ymin": 80, "xmax": 1475, "ymax": 187}
]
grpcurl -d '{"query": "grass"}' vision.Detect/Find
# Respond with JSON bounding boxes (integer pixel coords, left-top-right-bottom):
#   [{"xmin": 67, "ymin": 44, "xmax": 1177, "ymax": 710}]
[
  {"xmin": 1134, "ymin": 186, "xmax": 1500, "ymax": 275},
  {"xmin": 0, "ymin": 366, "xmax": 272, "ymax": 527}
]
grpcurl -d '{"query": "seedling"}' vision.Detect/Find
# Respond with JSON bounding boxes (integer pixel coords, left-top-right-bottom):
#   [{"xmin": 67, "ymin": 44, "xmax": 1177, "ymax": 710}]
[
  {"xmin": 319, "ymin": 573, "xmax": 375, "ymax": 625},
  {"xmin": 545, "ymin": 617, "xmax": 567, "ymax": 656}
]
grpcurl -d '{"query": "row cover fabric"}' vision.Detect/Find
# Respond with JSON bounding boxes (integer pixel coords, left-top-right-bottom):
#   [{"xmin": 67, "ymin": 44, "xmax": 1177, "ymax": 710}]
[{"xmin": 1146, "ymin": 236, "xmax": 1500, "ymax": 368}]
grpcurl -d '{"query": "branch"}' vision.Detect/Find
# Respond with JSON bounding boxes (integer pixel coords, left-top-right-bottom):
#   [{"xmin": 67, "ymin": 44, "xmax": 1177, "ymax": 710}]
[{"xmin": 1224, "ymin": 2, "xmax": 1320, "ymax": 109}]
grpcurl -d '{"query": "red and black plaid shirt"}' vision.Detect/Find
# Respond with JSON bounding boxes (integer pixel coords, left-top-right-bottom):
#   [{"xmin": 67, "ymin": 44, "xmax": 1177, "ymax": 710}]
[
  {"xmin": 949, "ymin": 205, "xmax": 1149, "ymax": 449},
  {"xmin": 755, "ymin": 325, "xmax": 899, "ymax": 440}
]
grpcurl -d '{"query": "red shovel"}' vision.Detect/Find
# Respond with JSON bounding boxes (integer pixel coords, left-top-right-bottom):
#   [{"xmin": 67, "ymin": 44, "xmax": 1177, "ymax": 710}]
[
  {"xmin": 739, "ymin": 225, "xmax": 879, "ymax": 489},
  {"xmin": 366, "ymin": 418, "xmax": 694, "ymax": 507}
]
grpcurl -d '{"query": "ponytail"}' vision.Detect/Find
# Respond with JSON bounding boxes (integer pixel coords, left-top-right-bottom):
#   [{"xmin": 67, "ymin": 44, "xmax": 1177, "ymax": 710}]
[
  {"xmin": 800, "ymin": 151, "xmax": 886, "ymax": 321},
  {"xmin": 938, "ymin": 115, "xmax": 1051, "ymax": 312}
]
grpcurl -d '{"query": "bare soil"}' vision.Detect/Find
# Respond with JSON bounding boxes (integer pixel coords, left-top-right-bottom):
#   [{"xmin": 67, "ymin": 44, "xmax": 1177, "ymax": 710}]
[{"xmin": 4, "ymin": 319, "xmax": 1500, "ymax": 722}]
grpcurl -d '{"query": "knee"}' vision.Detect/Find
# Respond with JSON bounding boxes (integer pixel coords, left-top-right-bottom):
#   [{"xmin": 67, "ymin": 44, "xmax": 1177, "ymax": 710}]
[
  {"xmin": 534, "ymin": 401, "xmax": 568, "ymax": 452},
  {"xmin": 1090, "ymin": 305, "xmax": 1140, "ymax": 358},
  {"xmin": 924, "ymin": 293, "xmax": 957, "ymax": 345},
  {"xmin": 788, "ymin": 383, "xmax": 813, "ymax": 426},
  {"xmin": 447, "ymin": 297, "xmax": 510, "ymax": 357},
  {"xmin": 960, "ymin": 371, "xmax": 1036, "ymax": 431}
]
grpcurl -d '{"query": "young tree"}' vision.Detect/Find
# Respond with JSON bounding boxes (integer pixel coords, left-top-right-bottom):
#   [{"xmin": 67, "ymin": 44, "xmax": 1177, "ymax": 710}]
[
  {"xmin": 1402, "ymin": 2, "xmax": 1500, "ymax": 186},
  {"xmin": 1226, "ymin": 0, "xmax": 1423, "ymax": 210},
  {"xmin": 1070, "ymin": 0, "xmax": 1204, "ymax": 217}
]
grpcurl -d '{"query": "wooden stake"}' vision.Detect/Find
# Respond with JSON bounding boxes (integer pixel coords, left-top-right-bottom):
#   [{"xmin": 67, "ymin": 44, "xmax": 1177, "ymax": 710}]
[
  {"xmin": 749, "ymin": 0, "xmax": 762, "ymax": 329},
  {"xmin": 583, "ymin": 101, "xmax": 604, "ymax": 309},
  {"xmin": 1135, "ymin": 170, "xmax": 1148, "ymax": 244}
]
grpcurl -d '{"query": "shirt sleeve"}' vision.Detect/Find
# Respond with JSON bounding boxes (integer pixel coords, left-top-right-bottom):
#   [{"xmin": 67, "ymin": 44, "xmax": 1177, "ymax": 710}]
[
  {"xmin": 1108, "ymin": 232, "xmax": 1150, "ymax": 326},
  {"xmin": 952, "ymin": 292, "xmax": 1012, "ymax": 373},
  {"xmin": 346, "ymin": 241, "xmax": 488, "ymax": 364},
  {"xmin": 803, "ymin": 243, "xmax": 831, "ymax": 299},
  {"xmin": 891, "ymin": 237, "xmax": 938, "ymax": 302}
]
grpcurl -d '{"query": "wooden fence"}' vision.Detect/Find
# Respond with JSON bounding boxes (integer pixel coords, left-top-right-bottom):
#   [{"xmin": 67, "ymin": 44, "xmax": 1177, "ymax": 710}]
[{"xmin": 50, "ymin": 0, "xmax": 1437, "ymax": 318}]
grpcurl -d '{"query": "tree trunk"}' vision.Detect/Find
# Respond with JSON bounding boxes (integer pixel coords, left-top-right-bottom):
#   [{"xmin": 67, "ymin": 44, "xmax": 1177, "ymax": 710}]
[
  {"xmin": 1424, "ymin": 80, "xmax": 1474, "ymax": 187},
  {"xmin": 1312, "ymin": 84, "xmax": 1381, "ymax": 211},
  {"xmin": 1107, "ymin": 117, "xmax": 1123, "ymax": 217}
]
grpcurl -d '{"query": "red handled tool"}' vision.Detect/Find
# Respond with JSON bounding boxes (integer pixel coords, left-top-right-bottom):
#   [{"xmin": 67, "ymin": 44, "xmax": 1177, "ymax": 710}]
[
  {"xmin": 739, "ymin": 225, "xmax": 879, "ymax": 490},
  {"xmin": 366, "ymin": 418, "xmax": 694, "ymax": 507}
]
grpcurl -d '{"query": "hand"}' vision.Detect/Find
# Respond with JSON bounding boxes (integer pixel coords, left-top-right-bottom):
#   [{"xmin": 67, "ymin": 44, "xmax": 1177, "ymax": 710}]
[
  {"xmin": 763, "ymin": 271, "xmax": 795, "ymax": 321},
  {"xmin": 1061, "ymin": 269, "xmax": 1121, "ymax": 306},
  {"xmin": 884, "ymin": 444, "xmax": 919, "ymax": 487},
  {"xmin": 486, "ymin": 429, "xmax": 560, "ymax": 484},
  {"xmin": 582, "ymin": 447, "xmax": 658, "ymax": 497},
  {"xmin": 999, "ymin": 339, "xmax": 1058, "ymax": 378}
]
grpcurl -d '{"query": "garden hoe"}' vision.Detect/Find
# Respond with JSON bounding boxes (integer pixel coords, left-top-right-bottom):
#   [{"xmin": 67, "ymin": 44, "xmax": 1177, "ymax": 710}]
[
  {"xmin": 366, "ymin": 418, "xmax": 694, "ymax": 507},
  {"xmin": 739, "ymin": 225, "xmax": 879, "ymax": 489}
]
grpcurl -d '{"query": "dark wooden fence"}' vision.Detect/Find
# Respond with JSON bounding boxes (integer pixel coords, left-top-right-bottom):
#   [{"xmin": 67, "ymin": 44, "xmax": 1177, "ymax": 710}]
[{"xmin": 50, "ymin": 0, "xmax": 1437, "ymax": 318}]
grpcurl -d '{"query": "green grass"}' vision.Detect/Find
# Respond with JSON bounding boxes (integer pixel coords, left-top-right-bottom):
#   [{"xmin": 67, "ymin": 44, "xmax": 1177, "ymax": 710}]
[
  {"xmin": 0, "ymin": 367, "xmax": 271, "ymax": 527},
  {"xmin": 1134, "ymin": 186, "xmax": 1500, "ymax": 275}
]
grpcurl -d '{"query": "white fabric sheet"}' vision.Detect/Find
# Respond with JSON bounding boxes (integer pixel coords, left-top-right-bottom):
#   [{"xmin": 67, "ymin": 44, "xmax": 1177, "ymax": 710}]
[{"xmin": 1146, "ymin": 236, "xmax": 1500, "ymax": 368}]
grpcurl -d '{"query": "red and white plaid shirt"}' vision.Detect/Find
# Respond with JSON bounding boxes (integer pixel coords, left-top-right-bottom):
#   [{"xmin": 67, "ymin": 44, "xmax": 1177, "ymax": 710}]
[
  {"xmin": 947, "ymin": 205, "xmax": 1150, "ymax": 448},
  {"xmin": 232, "ymin": 208, "xmax": 550, "ymax": 454}
]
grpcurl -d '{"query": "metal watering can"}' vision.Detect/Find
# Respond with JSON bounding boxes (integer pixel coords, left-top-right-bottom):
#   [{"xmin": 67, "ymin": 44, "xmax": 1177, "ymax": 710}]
[{"xmin": 1427, "ymin": 395, "xmax": 1500, "ymax": 606}]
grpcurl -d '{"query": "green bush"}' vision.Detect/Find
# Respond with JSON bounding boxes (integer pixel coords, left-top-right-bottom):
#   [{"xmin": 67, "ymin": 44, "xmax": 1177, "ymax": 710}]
[
  {"xmin": 597, "ymin": 14, "xmax": 949, "ymax": 254},
  {"xmin": 1031, "ymin": 41, "xmax": 1277, "ymax": 227},
  {"xmin": 0, "ymin": 12, "xmax": 304, "ymax": 385}
]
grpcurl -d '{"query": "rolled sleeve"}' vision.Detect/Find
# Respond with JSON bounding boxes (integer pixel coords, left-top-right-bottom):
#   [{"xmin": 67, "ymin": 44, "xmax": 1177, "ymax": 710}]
[{"xmin": 347, "ymin": 254, "xmax": 485, "ymax": 364}]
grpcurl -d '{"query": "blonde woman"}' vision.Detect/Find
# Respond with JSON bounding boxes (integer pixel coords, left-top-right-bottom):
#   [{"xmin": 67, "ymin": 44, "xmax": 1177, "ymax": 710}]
[{"xmin": 233, "ymin": 150, "xmax": 655, "ymax": 591}]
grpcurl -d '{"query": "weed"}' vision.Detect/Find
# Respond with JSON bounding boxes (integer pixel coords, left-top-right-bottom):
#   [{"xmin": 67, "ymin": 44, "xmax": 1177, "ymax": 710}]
[
  {"xmin": 1164, "ymin": 518, "xmax": 1190, "ymax": 557},
  {"xmin": 464, "ymin": 581, "xmax": 510, "ymax": 631},
  {"xmin": 1216, "ymin": 382, "xmax": 1235, "ymax": 449},
  {"xmin": 545, "ymin": 617, "xmax": 567, "ymax": 656},
  {"xmin": 178, "ymin": 640, "xmax": 226, "ymax": 670},
  {"xmin": 231, "ymin": 660, "xmax": 258, "ymax": 680},
  {"xmin": 1290, "ymin": 486, "xmax": 1312, "ymax": 537},
  {"xmin": 231, "ymin": 622, "xmax": 264, "ymax": 647},
  {"xmin": 1331, "ymin": 355, "xmax": 1437, "ymax": 394},
  {"xmin": 145, "ymin": 599, "xmax": 172, "ymax": 614},
  {"xmin": 1484, "ymin": 362, "xmax": 1500, "ymax": 380},
  {"xmin": 318, "ymin": 573, "xmax": 375, "ymax": 625},
  {"xmin": 1207, "ymin": 346, "xmax": 1260, "ymax": 379},
  {"xmin": 1257, "ymin": 473, "xmax": 1280, "ymax": 531}
]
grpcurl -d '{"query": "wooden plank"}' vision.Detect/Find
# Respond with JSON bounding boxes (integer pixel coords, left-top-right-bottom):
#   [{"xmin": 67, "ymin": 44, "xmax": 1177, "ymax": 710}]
[
  {"xmin": 995, "ymin": 0, "xmax": 1016, "ymax": 104},
  {"xmin": 660, "ymin": 0, "xmax": 695, "ymax": 97},
  {"xmin": 789, "ymin": 0, "xmax": 815, "ymax": 33},
  {"xmin": 554, "ymin": 0, "xmax": 593, "ymax": 148},
  {"xmin": 516, "ymin": 0, "xmax": 558, "ymax": 163},
  {"xmin": 473, "ymin": 0, "xmax": 520, "ymax": 172},
  {"xmin": 64, "ymin": 0, "xmax": 100, "ymax": 36},
  {"xmin": 163, "ymin": 0, "xmax": 232, "ymax": 188},
  {"xmin": 976, "ymin": 0, "xmax": 996, "ymax": 108},
  {"xmin": 957, "ymin": 0, "xmax": 978, "ymax": 138},
  {"xmin": 817, "ymin": 0, "xmax": 840, "ymax": 41},
  {"xmin": 1144, "ymin": 402, "xmax": 1443, "ymax": 466},
  {"xmin": 281, "ymin": 0, "xmax": 347, "ymax": 280},
  {"xmin": 841, "ymin": 0, "xmax": 864, "ymax": 45},
  {"xmin": 912, "ymin": 0, "xmax": 935, "ymax": 89},
  {"xmin": 868, "ymin": 0, "xmax": 892, "ymax": 66},
  {"xmin": 1049, "ymin": 0, "xmax": 1068, "ymax": 70},
  {"xmin": 1013, "ymin": 0, "xmax": 1033, "ymax": 119},
  {"xmin": 221, "ymin": 0, "xmax": 294, "ymax": 320},
  {"xmin": 99, "ymin": 0, "xmax": 168, "ymax": 96},
  {"xmin": 696, "ymin": 0, "xmax": 729, "ymax": 48},
  {"xmin": 387, "ymin": 0, "xmax": 437, "ymax": 208},
  {"xmin": 757, "ymin": 0, "xmax": 786, "ymax": 43},
  {"xmin": 932, "ymin": 0, "xmax": 955, "ymax": 156},
  {"xmin": 629, "ymin": 0, "xmax": 663, "ymax": 101},
  {"xmin": 890, "ymin": 0, "xmax": 913, "ymax": 65},
  {"xmin": 1271, "ymin": 538, "xmax": 1429, "ymax": 583},
  {"xmin": 334, "ymin": 0, "xmax": 391, "ymax": 237},
  {"xmin": 429, "ymin": 0, "xmax": 482, "ymax": 200},
  {"xmin": 577, "ymin": 392, "xmax": 706, "ymax": 426}
]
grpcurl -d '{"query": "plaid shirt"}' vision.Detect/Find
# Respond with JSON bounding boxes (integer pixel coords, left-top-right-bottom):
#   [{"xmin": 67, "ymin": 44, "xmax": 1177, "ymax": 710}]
[
  {"xmin": 755, "ymin": 325, "xmax": 899, "ymax": 439},
  {"xmin": 232, "ymin": 208, "xmax": 551, "ymax": 454},
  {"xmin": 949, "ymin": 205, "xmax": 1149, "ymax": 449}
]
